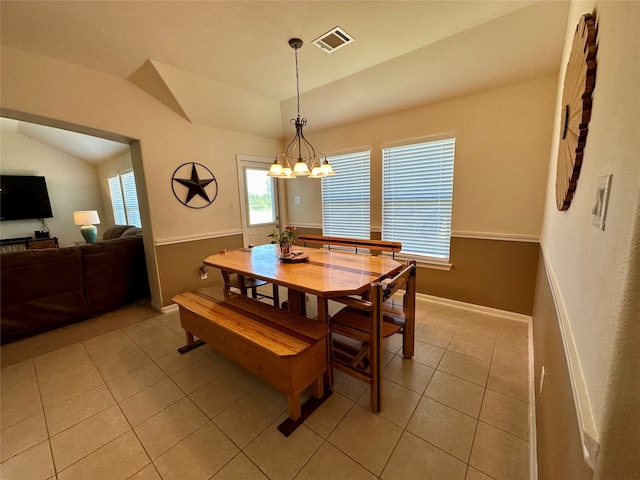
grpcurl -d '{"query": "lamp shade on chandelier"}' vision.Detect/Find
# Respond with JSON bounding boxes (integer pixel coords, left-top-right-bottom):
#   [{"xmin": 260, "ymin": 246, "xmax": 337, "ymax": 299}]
[{"xmin": 268, "ymin": 38, "xmax": 336, "ymax": 179}]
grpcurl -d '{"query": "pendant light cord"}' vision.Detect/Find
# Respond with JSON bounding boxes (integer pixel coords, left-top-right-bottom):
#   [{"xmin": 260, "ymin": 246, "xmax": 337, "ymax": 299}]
[{"xmin": 294, "ymin": 46, "xmax": 301, "ymax": 119}]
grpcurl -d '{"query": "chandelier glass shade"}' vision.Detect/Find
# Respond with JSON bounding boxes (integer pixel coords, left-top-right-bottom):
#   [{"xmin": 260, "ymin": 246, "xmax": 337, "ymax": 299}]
[{"xmin": 268, "ymin": 38, "xmax": 336, "ymax": 179}]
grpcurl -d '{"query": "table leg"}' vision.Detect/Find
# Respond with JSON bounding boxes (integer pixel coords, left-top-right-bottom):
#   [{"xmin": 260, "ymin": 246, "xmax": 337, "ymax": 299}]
[
  {"xmin": 316, "ymin": 297, "xmax": 333, "ymax": 387},
  {"xmin": 287, "ymin": 288, "xmax": 306, "ymax": 316}
]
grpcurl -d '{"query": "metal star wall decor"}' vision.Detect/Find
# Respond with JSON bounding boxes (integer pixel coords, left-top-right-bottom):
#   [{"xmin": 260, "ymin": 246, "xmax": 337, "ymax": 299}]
[{"xmin": 171, "ymin": 162, "xmax": 218, "ymax": 208}]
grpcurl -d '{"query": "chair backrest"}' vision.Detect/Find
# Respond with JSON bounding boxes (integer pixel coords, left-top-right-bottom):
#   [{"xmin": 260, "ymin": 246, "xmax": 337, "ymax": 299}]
[
  {"xmin": 297, "ymin": 234, "xmax": 402, "ymax": 258},
  {"xmin": 380, "ymin": 260, "xmax": 416, "ymax": 302}
]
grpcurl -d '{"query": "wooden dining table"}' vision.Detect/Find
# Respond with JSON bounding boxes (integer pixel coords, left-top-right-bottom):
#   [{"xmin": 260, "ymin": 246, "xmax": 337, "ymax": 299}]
[{"xmin": 204, "ymin": 243, "xmax": 403, "ymax": 316}]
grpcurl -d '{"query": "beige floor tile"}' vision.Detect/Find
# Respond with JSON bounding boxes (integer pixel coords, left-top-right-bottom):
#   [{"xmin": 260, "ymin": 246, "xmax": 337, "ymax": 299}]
[
  {"xmin": 211, "ymin": 453, "xmax": 268, "ymax": 480},
  {"xmin": 1, "ymin": 412, "xmax": 48, "ymax": 462},
  {"xmin": 381, "ymin": 431, "xmax": 467, "ymax": 480},
  {"xmin": 330, "ymin": 368, "xmax": 369, "ymax": 402},
  {"xmin": 425, "ymin": 371, "xmax": 485, "ymax": 418},
  {"xmin": 135, "ymin": 397, "xmax": 208, "ymax": 459},
  {"xmin": 422, "ymin": 310, "xmax": 463, "ymax": 333},
  {"xmin": 491, "ymin": 342, "xmax": 528, "ymax": 371},
  {"xmin": 57, "ymin": 431, "xmax": 150, "ymax": 480},
  {"xmin": 119, "ymin": 378, "xmax": 185, "ymax": 427},
  {"xmin": 495, "ymin": 319, "xmax": 529, "ymax": 350},
  {"xmin": 170, "ymin": 356, "xmax": 229, "ymax": 394},
  {"xmin": 154, "ymin": 422, "xmax": 239, "ymax": 480},
  {"xmin": 382, "ymin": 333, "xmax": 403, "ymax": 354},
  {"xmin": 305, "ymin": 392, "xmax": 354, "ymax": 439},
  {"xmin": 107, "ymin": 362, "xmax": 167, "ymax": 402},
  {"xmin": 479, "ymin": 389, "xmax": 529, "ymax": 440},
  {"xmin": 470, "ymin": 422, "xmax": 529, "ymax": 480},
  {"xmin": 1, "ymin": 360, "xmax": 42, "ymax": 429},
  {"xmin": 486, "ymin": 364, "xmax": 529, "ymax": 403},
  {"xmin": 34, "ymin": 344, "xmax": 105, "ymax": 409},
  {"xmin": 0, "ymin": 439, "xmax": 55, "ymax": 480},
  {"xmin": 189, "ymin": 371, "xmax": 253, "ymax": 419},
  {"xmin": 83, "ymin": 330, "xmax": 153, "ymax": 381},
  {"xmin": 438, "ymin": 350, "xmax": 491, "ymax": 386},
  {"xmin": 328, "ymin": 405, "xmax": 402, "ymax": 476},
  {"xmin": 158, "ymin": 310, "xmax": 183, "ymax": 335},
  {"xmin": 415, "ymin": 324, "xmax": 454, "ymax": 348},
  {"xmin": 448, "ymin": 334, "xmax": 495, "ymax": 363},
  {"xmin": 45, "ymin": 384, "xmax": 116, "ymax": 436},
  {"xmin": 214, "ymin": 391, "xmax": 283, "ymax": 448},
  {"xmin": 128, "ymin": 463, "xmax": 162, "ymax": 480},
  {"xmin": 466, "ymin": 466, "xmax": 495, "ymax": 479},
  {"xmin": 383, "ymin": 355, "xmax": 435, "ymax": 394},
  {"xmin": 412, "ymin": 340, "xmax": 446, "ymax": 368},
  {"xmin": 245, "ymin": 418, "xmax": 323, "ymax": 480},
  {"xmin": 123, "ymin": 319, "xmax": 184, "ymax": 360},
  {"xmin": 296, "ymin": 442, "xmax": 377, "ymax": 480},
  {"xmin": 357, "ymin": 379, "xmax": 421, "ymax": 428},
  {"xmin": 457, "ymin": 314, "xmax": 501, "ymax": 341},
  {"xmin": 406, "ymin": 396, "xmax": 477, "ymax": 462},
  {"xmin": 50, "ymin": 404, "xmax": 130, "ymax": 471},
  {"xmin": 153, "ymin": 346, "xmax": 207, "ymax": 376},
  {"xmin": 252, "ymin": 377, "xmax": 290, "ymax": 410},
  {"xmin": 227, "ymin": 363, "xmax": 265, "ymax": 389}
]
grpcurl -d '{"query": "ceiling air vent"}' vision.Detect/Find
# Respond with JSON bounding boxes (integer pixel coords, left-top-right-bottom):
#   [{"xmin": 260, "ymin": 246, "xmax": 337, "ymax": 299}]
[{"xmin": 313, "ymin": 27, "xmax": 354, "ymax": 53}]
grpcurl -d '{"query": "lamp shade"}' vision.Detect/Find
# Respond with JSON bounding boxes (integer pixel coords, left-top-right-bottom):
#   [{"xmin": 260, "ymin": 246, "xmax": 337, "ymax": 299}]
[{"xmin": 73, "ymin": 210, "xmax": 100, "ymax": 226}]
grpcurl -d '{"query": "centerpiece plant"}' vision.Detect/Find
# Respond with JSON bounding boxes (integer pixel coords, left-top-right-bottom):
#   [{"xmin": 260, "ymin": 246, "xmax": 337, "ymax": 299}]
[{"xmin": 269, "ymin": 225, "xmax": 298, "ymax": 256}]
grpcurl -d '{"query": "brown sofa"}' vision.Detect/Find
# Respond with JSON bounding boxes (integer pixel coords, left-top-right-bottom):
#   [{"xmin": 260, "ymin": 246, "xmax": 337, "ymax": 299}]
[{"xmin": 1, "ymin": 234, "xmax": 149, "ymax": 344}]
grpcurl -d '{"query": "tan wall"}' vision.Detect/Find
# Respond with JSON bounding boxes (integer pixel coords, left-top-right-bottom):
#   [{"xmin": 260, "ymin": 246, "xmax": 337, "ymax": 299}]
[
  {"xmin": 532, "ymin": 253, "xmax": 593, "ymax": 480},
  {"xmin": 155, "ymin": 234, "xmax": 244, "ymax": 307},
  {"xmin": 420, "ymin": 237, "xmax": 539, "ymax": 315}
]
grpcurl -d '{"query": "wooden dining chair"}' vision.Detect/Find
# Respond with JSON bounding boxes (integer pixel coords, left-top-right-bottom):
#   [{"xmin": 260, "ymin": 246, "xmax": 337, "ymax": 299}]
[
  {"xmin": 221, "ymin": 270, "xmax": 280, "ymax": 307},
  {"xmin": 329, "ymin": 260, "xmax": 417, "ymax": 411}
]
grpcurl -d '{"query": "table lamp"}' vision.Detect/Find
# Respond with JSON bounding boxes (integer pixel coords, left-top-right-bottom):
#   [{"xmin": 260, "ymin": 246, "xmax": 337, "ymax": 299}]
[{"xmin": 73, "ymin": 210, "xmax": 100, "ymax": 243}]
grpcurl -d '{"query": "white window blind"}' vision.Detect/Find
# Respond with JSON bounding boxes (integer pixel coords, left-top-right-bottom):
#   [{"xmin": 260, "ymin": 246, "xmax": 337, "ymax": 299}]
[
  {"xmin": 121, "ymin": 171, "xmax": 141, "ymax": 228},
  {"xmin": 321, "ymin": 150, "xmax": 370, "ymax": 239},
  {"xmin": 108, "ymin": 172, "xmax": 141, "ymax": 227},
  {"xmin": 382, "ymin": 137, "xmax": 455, "ymax": 260},
  {"xmin": 108, "ymin": 176, "xmax": 127, "ymax": 225}
]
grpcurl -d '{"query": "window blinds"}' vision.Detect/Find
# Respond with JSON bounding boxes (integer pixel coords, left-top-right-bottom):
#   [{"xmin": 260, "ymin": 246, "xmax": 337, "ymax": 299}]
[
  {"xmin": 382, "ymin": 138, "xmax": 455, "ymax": 260},
  {"xmin": 108, "ymin": 176, "xmax": 127, "ymax": 225},
  {"xmin": 121, "ymin": 171, "xmax": 141, "ymax": 227},
  {"xmin": 321, "ymin": 150, "xmax": 370, "ymax": 239}
]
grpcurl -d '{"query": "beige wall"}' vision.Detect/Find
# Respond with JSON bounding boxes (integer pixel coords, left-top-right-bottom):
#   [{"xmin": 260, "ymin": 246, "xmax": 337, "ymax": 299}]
[
  {"xmin": 538, "ymin": 1, "xmax": 640, "ymax": 477},
  {"xmin": 0, "ymin": 122, "xmax": 106, "ymax": 247},
  {"xmin": 286, "ymin": 75, "xmax": 556, "ymax": 238},
  {"xmin": 1, "ymin": 46, "xmax": 282, "ymax": 308}
]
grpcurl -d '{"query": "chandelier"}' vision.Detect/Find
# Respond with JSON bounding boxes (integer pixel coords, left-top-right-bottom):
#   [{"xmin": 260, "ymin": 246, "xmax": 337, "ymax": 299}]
[{"xmin": 268, "ymin": 38, "xmax": 336, "ymax": 179}]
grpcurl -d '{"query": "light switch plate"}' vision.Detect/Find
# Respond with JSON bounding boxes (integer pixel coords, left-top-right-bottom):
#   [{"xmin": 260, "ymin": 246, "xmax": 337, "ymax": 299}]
[{"xmin": 592, "ymin": 175, "xmax": 612, "ymax": 230}]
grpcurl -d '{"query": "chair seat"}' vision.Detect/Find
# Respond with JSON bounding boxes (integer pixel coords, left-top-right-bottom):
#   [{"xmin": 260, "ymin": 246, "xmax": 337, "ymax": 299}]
[{"xmin": 330, "ymin": 307, "xmax": 402, "ymax": 341}]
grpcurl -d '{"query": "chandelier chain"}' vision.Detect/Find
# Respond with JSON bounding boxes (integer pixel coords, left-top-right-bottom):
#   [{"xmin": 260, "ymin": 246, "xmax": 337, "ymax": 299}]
[{"xmin": 294, "ymin": 46, "xmax": 301, "ymax": 118}]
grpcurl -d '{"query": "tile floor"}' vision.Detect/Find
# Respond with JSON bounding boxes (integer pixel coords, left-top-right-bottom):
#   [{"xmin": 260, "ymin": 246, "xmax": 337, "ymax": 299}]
[{"xmin": 1, "ymin": 294, "xmax": 531, "ymax": 480}]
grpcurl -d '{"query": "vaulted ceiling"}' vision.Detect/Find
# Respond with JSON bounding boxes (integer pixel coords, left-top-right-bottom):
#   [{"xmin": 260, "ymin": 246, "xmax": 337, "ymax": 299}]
[{"xmin": 1, "ymin": 1, "xmax": 569, "ymax": 145}]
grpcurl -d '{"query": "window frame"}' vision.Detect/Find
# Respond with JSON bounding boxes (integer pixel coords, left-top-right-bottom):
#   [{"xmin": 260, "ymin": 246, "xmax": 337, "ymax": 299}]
[{"xmin": 107, "ymin": 170, "xmax": 141, "ymax": 227}]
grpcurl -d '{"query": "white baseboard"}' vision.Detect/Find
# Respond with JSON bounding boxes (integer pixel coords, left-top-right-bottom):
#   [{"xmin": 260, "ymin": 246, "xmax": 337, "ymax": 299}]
[
  {"xmin": 416, "ymin": 292, "xmax": 532, "ymax": 323},
  {"xmin": 159, "ymin": 303, "xmax": 178, "ymax": 314}
]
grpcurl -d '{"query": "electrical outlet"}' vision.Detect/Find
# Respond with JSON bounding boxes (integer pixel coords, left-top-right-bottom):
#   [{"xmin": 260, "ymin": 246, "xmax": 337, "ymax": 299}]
[
  {"xmin": 199, "ymin": 265, "xmax": 208, "ymax": 280},
  {"xmin": 295, "ymin": 196, "xmax": 301, "ymax": 204}
]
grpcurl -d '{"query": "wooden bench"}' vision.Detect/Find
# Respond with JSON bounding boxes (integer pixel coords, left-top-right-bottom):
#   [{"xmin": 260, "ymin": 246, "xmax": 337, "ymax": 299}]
[
  {"xmin": 297, "ymin": 234, "xmax": 402, "ymax": 258},
  {"xmin": 172, "ymin": 287, "xmax": 328, "ymax": 421}
]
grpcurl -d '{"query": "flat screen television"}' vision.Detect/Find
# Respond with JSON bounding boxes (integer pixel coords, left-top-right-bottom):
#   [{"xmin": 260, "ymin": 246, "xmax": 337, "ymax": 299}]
[{"xmin": 0, "ymin": 175, "xmax": 54, "ymax": 220}]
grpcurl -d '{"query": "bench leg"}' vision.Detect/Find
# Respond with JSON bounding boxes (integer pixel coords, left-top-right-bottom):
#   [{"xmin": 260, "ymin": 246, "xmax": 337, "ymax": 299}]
[
  {"xmin": 311, "ymin": 375, "xmax": 324, "ymax": 399},
  {"xmin": 288, "ymin": 395, "xmax": 302, "ymax": 421},
  {"xmin": 177, "ymin": 330, "xmax": 205, "ymax": 354}
]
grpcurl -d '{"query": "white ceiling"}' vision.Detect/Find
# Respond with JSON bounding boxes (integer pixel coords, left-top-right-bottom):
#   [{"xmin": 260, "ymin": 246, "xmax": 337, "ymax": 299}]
[{"xmin": 0, "ymin": 1, "xmax": 570, "ymax": 155}]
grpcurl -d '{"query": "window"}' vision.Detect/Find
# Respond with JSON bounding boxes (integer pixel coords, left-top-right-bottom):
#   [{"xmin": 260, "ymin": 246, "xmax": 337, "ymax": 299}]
[
  {"xmin": 321, "ymin": 150, "xmax": 370, "ymax": 239},
  {"xmin": 382, "ymin": 137, "xmax": 455, "ymax": 260},
  {"xmin": 245, "ymin": 167, "xmax": 276, "ymax": 226},
  {"xmin": 108, "ymin": 171, "xmax": 141, "ymax": 227}
]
